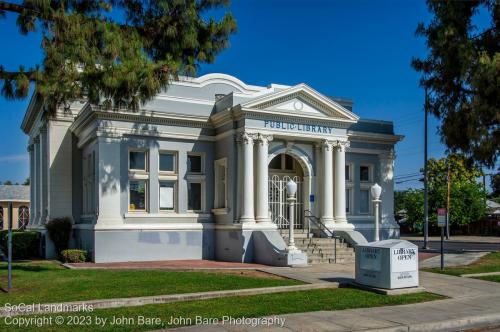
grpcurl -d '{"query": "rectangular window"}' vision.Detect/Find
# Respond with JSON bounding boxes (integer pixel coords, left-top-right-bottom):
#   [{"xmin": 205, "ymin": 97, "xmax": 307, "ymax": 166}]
[
  {"xmin": 345, "ymin": 165, "xmax": 351, "ymax": 181},
  {"xmin": 360, "ymin": 189, "xmax": 370, "ymax": 214},
  {"xmin": 360, "ymin": 165, "xmax": 370, "ymax": 182},
  {"xmin": 214, "ymin": 159, "xmax": 227, "ymax": 209},
  {"xmin": 284, "ymin": 154, "xmax": 294, "ymax": 170},
  {"xmin": 346, "ymin": 188, "xmax": 351, "ymax": 214},
  {"xmin": 188, "ymin": 182, "xmax": 202, "ymax": 211},
  {"xmin": 129, "ymin": 180, "xmax": 147, "ymax": 211},
  {"xmin": 130, "ymin": 151, "xmax": 146, "ymax": 171},
  {"xmin": 159, "ymin": 152, "xmax": 175, "ymax": 172},
  {"xmin": 187, "ymin": 154, "xmax": 202, "ymax": 173},
  {"xmin": 159, "ymin": 181, "xmax": 175, "ymax": 211},
  {"xmin": 269, "ymin": 155, "xmax": 281, "ymax": 169}
]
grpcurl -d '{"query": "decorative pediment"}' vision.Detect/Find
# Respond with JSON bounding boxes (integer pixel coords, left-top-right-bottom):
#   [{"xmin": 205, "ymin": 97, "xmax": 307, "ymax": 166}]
[{"xmin": 241, "ymin": 84, "xmax": 359, "ymax": 123}]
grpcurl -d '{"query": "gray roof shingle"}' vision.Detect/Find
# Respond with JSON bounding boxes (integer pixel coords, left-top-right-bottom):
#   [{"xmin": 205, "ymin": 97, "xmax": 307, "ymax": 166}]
[{"xmin": 0, "ymin": 185, "xmax": 30, "ymax": 201}]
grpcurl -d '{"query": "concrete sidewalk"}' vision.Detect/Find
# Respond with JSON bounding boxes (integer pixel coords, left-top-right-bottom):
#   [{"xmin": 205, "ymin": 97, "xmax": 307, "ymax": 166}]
[{"xmin": 169, "ymin": 265, "xmax": 500, "ymax": 332}]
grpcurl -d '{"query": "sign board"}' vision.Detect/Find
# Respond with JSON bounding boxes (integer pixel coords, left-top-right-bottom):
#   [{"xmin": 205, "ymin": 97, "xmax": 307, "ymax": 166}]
[
  {"xmin": 355, "ymin": 240, "xmax": 419, "ymax": 289},
  {"xmin": 309, "ymin": 195, "xmax": 315, "ymax": 203},
  {"xmin": 437, "ymin": 208, "xmax": 446, "ymax": 227}
]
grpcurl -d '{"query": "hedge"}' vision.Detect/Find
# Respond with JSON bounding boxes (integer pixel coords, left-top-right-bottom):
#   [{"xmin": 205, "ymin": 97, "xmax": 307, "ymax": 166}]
[
  {"xmin": 61, "ymin": 249, "xmax": 87, "ymax": 263},
  {"xmin": 0, "ymin": 230, "xmax": 40, "ymax": 259}
]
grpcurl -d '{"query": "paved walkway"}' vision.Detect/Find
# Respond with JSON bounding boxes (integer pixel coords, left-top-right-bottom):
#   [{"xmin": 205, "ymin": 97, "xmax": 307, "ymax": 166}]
[
  {"xmin": 419, "ymin": 251, "xmax": 489, "ymax": 269},
  {"xmin": 169, "ymin": 264, "xmax": 500, "ymax": 332}
]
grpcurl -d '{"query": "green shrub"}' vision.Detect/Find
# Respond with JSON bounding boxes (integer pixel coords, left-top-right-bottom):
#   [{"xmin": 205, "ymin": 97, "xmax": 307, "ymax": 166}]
[
  {"xmin": 44, "ymin": 217, "xmax": 72, "ymax": 256},
  {"xmin": 0, "ymin": 230, "xmax": 40, "ymax": 259},
  {"xmin": 61, "ymin": 249, "xmax": 87, "ymax": 263}
]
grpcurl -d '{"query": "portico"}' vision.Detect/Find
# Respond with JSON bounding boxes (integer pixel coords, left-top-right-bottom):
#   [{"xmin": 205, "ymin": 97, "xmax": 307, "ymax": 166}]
[{"xmin": 235, "ymin": 131, "xmax": 354, "ymax": 233}]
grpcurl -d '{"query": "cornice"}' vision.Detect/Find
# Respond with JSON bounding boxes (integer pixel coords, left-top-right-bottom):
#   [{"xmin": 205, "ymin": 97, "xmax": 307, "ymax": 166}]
[
  {"xmin": 71, "ymin": 105, "xmax": 212, "ymax": 136},
  {"xmin": 236, "ymin": 108, "xmax": 354, "ymax": 129}
]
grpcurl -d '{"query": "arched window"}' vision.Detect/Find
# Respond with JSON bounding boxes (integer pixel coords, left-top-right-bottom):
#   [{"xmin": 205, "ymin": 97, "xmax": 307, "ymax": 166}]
[
  {"xmin": 0, "ymin": 207, "xmax": 3, "ymax": 230},
  {"xmin": 18, "ymin": 206, "xmax": 29, "ymax": 230}
]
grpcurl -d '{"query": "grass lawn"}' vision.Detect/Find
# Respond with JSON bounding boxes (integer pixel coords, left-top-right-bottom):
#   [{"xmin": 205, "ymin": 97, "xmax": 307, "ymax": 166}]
[
  {"xmin": 1, "ymin": 288, "xmax": 443, "ymax": 331},
  {"xmin": 423, "ymin": 252, "xmax": 500, "ymax": 276},
  {"xmin": 477, "ymin": 275, "xmax": 500, "ymax": 283},
  {"xmin": 0, "ymin": 261, "xmax": 301, "ymax": 305}
]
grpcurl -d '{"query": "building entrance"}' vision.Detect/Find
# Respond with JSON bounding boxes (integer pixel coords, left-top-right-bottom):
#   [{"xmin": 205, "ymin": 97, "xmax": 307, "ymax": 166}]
[{"xmin": 268, "ymin": 154, "xmax": 305, "ymax": 229}]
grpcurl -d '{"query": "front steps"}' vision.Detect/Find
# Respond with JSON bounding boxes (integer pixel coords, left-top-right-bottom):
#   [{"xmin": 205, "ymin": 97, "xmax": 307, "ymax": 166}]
[{"xmin": 279, "ymin": 229, "xmax": 355, "ymax": 264}]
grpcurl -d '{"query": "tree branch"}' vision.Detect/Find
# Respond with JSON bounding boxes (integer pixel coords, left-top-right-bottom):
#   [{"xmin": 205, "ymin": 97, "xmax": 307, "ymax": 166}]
[
  {"xmin": 0, "ymin": 70, "xmax": 36, "ymax": 81},
  {"xmin": 0, "ymin": 1, "xmax": 46, "ymax": 18}
]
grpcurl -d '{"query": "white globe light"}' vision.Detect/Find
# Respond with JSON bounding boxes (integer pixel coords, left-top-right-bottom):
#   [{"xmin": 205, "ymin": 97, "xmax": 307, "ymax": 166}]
[
  {"xmin": 371, "ymin": 183, "xmax": 382, "ymax": 200},
  {"xmin": 286, "ymin": 179, "xmax": 298, "ymax": 197}
]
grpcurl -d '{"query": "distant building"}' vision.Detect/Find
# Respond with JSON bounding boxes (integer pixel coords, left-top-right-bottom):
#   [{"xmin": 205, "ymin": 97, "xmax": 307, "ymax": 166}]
[
  {"xmin": 487, "ymin": 200, "xmax": 500, "ymax": 219},
  {"xmin": 0, "ymin": 185, "xmax": 30, "ymax": 230}
]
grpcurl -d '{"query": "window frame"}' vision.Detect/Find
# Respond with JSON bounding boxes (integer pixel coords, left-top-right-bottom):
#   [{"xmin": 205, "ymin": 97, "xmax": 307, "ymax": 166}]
[
  {"xmin": 269, "ymin": 154, "xmax": 296, "ymax": 173},
  {"xmin": 128, "ymin": 149, "xmax": 148, "ymax": 173},
  {"xmin": 18, "ymin": 206, "xmax": 29, "ymax": 230},
  {"xmin": 128, "ymin": 179, "xmax": 148, "ymax": 212},
  {"xmin": 159, "ymin": 180, "xmax": 177, "ymax": 212},
  {"xmin": 345, "ymin": 163, "xmax": 353, "ymax": 182},
  {"xmin": 187, "ymin": 180, "xmax": 205, "ymax": 213},
  {"xmin": 158, "ymin": 150, "xmax": 177, "ymax": 174},
  {"xmin": 187, "ymin": 153, "xmax": 204, "ymax": 174},
  {"xmin": 359, "ymin": 188, "xmax": 371, "ymax": 215},
  {"xmin": 214, "ymin": 158, "xmax": 228, "ymax": 209},
  {"xmin": 359, "ymin": 164, "xmax": 373, "ymax": 183},
  {"xmin": 345, "ymin": 187, "xmax": 353, "ymax": 215}
]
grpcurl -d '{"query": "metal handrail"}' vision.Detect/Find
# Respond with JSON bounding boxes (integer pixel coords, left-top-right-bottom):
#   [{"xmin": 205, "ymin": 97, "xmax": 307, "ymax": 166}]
[
  {"xmin": 304, "ymin": 210, "xmax": 336, "ymax": 238},
  {"xmin": 304, "ymin": 210, "xmax": 343, "ymax": 263}
]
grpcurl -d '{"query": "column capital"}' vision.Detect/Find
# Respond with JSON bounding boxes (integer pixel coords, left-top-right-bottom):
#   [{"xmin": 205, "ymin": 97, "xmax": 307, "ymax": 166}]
[
  {"xmin": 236, "ymin": 132, "xmax": 257, "ymax": 144},
  {"xmin": 332, "ymin": 140, "xmax": 350, "ymax": 152},
  {"xmin": 321, "ymin": 139, "xmax": 334, "ymax": 150},
  {"xmin": 255, "ymin": 133, "xmax": 273, "ymax": 146}
]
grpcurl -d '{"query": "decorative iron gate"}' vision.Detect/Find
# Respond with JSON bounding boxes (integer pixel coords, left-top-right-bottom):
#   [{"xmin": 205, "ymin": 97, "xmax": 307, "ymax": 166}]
[{"xmin": 269, "ymin": 175, "xmax": 303, "ymax": 229}]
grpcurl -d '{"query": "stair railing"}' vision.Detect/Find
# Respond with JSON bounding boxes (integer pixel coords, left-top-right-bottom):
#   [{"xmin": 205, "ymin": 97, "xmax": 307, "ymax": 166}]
[{"xmin": 304, "ymin": 210, "xmax": 344, "ymax": 263}]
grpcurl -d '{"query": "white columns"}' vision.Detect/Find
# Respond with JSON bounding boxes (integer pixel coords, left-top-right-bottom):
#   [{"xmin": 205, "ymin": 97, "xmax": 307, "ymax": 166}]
[
  {"xmin": 255, "ymin": 134, "xmax": 273, "ymax": 223},
  {"xmin": 40, "ymin": 127, "xmax": 49, "ymax": 224},
  {"xmin": 28, "ymin": 143, "xmax": 36, "ymax": 226},
  {"xmin": 33, "ymin": 137, "xmax": 41, "ymax": 225},
  {"xmin": 333, "ymin": 140, "xmax": 349, "ymax": 224},
  {"xmin": 320, "ymin": 140, "xmax": 334, "ymax": 225},
  {"xmin": 239, "ymin": 132, "xmax": 255, "ymax": 223}
]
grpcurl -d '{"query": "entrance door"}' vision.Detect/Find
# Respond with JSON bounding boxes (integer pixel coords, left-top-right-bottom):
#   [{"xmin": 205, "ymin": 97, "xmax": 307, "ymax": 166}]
[{"xmin": 269, "ymin": 174, "xmax": 304, "ymax": 229}]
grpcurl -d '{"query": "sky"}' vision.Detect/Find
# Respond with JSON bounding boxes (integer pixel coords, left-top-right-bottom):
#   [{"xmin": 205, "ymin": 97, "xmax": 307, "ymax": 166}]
[{"xmin": 0, "ymin": 0, "xmax": 494, "ymax": 190}]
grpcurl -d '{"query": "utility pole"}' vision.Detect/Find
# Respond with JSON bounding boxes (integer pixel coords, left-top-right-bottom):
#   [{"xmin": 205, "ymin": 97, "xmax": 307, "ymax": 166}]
[
  {"xmin": 7, "ymin": 202, "xmax": 13, "ymax": 291},
  {"xmin": 423, "ymin": 87, "xmax": 429, "ymax": 249},
  {"xmin": 446, "ymin": 164, "xmax": 451, "ymax": 240}
]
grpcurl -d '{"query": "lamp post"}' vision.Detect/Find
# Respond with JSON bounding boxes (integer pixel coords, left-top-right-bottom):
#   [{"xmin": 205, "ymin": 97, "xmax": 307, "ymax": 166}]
[
  {"xmin": 371, "ymin": 183, "xmax": 382, "ymax": 242},
  {"xmin": 286, "ymin": 179, "xmax": 299, "ymax": 252}
]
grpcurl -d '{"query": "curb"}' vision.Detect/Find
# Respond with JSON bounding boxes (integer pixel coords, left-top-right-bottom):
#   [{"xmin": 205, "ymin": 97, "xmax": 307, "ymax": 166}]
[
  {"xmin": 461, "ymin": 271, "xmax": 500, "ymax": 278},
  {"xmin": 0, "ymin": 283, "xmax": 338, "ymax": 317},
  {"xmin": 406, "ymin": 312, "xmax": 500, "ymax": 332}
]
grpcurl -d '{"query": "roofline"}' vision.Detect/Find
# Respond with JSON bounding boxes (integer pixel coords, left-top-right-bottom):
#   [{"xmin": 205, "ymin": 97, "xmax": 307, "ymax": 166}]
[
  {"xmin": 358, "ymin": 118, "xmax": 394, "ymax": 125},
  {"xmin": 21, "ymin": 92, "xmax": 42, "ymax": 134}
]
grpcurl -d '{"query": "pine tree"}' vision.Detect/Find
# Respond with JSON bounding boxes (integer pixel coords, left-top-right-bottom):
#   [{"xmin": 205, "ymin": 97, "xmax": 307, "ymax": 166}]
[
  {"xmin": 412, "ymin": 0, "xmax": 499, "ymax": 168},
  {"xmin": 0, "ymin": 0, "xmax": 237, "ymax": 111}
]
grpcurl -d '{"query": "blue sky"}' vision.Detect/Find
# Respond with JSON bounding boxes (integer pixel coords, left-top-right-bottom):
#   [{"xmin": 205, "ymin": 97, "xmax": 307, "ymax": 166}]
[{"xmin": 0, "ymin": 0, "xmax": 493, "ymax": 189}]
